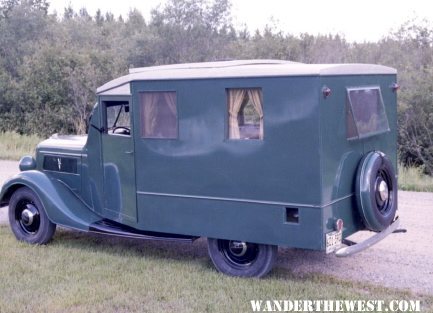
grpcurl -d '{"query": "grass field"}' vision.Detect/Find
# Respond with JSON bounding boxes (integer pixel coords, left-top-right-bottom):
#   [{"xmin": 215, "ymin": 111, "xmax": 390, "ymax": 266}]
[
  {"xmin": 0, "ymin": 226, "xmax": 432, "ymax": 313},
  {"xmin": 0, "ymin": 132, "xmax": 42, "ymax": 160},
  {"xmin": 398, "ymin": 163, "xmax": 433, "ymax": 192}
]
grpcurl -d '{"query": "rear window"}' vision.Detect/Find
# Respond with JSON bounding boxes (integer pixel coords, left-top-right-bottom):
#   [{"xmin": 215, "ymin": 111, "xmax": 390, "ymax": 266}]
[{"xmin": 346, "ymin": 87, "xmax": 390, "ymax": 140}]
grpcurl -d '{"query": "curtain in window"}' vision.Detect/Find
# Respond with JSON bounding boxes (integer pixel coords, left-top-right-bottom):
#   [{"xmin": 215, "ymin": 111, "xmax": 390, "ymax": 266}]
[
  {"xmin": 161, "ymin": 92, "xmax": 177, "ymax": 138},
  {"xmin": 140, "ymin": 92, "xmax": 160, "ymax": 137},
  {"xmin": 140, "ymin": 91, "xmax": 178, "ymax": 138},
  {"xmin": 163, "ymin": 92, "xmax": 177, "ymax": 117},
  {"xmin": 228, "ymin": 89, "xmax": 246, "ymax": 139},
  {"xmin": 247, "ymin": 89, "xmax": 264, "ymax": 140}
]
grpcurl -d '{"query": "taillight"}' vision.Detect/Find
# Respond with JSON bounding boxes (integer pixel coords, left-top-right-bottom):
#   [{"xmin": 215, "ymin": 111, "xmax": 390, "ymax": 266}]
[{"xmin": 335, "ymin": 219, "xmax": 344, "ymax": 232}]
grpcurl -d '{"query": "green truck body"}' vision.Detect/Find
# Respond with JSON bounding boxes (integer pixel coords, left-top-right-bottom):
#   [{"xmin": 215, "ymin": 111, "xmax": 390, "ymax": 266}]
[{"xmin": 0, "ymin": 60, "xmax": 401, "ymax": 277}]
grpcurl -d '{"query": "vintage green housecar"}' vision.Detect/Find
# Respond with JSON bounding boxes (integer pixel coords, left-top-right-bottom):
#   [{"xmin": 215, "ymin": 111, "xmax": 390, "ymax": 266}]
[{"xmin": 0, "ymin": 60, "xmax": 401, "ymax": 277}]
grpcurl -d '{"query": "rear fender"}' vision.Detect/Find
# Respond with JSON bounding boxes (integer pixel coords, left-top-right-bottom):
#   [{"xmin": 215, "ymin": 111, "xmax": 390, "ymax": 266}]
[{"xmin": 0, "ymin": 171, "xmax": 101, "ymax": 230}]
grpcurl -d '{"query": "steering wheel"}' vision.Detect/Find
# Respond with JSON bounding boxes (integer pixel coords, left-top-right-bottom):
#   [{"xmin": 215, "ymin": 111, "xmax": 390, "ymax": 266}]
[{"xmin": 112, "ymin": 126, "xmax": 131, "ymax": 135}]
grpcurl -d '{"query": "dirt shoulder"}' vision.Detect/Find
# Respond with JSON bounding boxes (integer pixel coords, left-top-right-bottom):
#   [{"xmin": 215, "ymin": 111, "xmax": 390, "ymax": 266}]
[
  {"xmin": 0, "ymin": 160, "xmax": 19, "ymax": 224},
  {"xmin": 1, "ymin": 160, "xmax": 432, "ymax": 294}
]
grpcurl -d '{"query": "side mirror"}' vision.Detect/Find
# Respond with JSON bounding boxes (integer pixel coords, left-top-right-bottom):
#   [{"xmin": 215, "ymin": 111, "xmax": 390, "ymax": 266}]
[{"xmin": 125, "ymin": 105, "xmax": 130, "ymax": 113}]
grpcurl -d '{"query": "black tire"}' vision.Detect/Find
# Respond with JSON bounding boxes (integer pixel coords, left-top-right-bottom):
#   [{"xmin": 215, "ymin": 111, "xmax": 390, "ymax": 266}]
[
  {"xmin": 207, "ymin": 238, "xmax": 277, "ymax": 278},
  {"xmin": 356, "ymin": 151, "xmax": 398, "ymax": 232},
  {"xmin": 8, "ymin": 187, "xmax": 56, "ymax": 244}
]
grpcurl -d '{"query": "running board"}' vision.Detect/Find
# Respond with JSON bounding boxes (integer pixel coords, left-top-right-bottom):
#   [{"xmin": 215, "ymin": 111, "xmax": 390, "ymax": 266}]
[{"xmin": 89, "ymin": 220, "xmax": 199, "ymax": 243}]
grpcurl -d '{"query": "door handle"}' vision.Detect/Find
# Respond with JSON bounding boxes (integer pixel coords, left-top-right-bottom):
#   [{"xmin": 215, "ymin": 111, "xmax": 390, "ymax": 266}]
[{"xmin": 125, "ymin": 151, "xmax": 134, "ymax": 155}]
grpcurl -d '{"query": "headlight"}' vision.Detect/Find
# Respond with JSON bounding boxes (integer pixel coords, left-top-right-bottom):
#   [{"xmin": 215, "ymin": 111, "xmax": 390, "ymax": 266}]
[{"xmin": 19, "ymin": 156, "xmax": 37, "ymax": 171}]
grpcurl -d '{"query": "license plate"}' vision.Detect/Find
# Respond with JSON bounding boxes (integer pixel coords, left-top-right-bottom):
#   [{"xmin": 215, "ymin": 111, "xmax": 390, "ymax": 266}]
[{"xmin": 326, "ymin": 230, "xmax": 342, "ymax": 254}]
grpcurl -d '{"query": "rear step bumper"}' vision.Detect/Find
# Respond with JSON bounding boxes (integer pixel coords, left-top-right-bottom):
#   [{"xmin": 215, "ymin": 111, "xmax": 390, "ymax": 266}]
[
  {"xmin": 335, "ymin": 216, "xmax": 401, "ymax": 257},
  {"xmin": 89, "ymin": 220, "xmax": 199, "ymax": 243}
]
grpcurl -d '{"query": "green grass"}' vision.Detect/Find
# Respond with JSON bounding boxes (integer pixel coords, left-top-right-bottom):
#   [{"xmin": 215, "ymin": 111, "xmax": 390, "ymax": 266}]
[
  {"xmin": 398, "ymin": 163, "xmax": 433, "ymax": 192},
  {"xmin": 0, "ymin": 226, "xmax": 432, "ymax": 313},
  {"xmin": 0, "ymin": 132, "xmax": 42, "ymax": 160}
]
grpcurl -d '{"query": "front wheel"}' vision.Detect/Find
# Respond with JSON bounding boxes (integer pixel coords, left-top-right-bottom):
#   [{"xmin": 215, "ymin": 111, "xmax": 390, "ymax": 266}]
[
  {"xmin": 8, "ymin": 187, "xmax": 56, "ymax": 244},
  {"xmin": 207, "ymin": 238, "xmax": 277, "ymax": 277}
]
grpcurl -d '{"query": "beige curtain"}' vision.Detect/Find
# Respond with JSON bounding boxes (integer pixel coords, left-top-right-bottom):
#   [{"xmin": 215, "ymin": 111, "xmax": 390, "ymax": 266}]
[
  {"xmin": 163, "ymin": 91, "xmax": 177, "ymax": 138},
  {"xmin": 163, "ymin": 92, "xmax": 177, "ymax": 117},
  {"xmin": 228, "ymin": 89, "xmax": 246, "ymax": 139},
  {"xmin": 248, "ymin": 89, "xmax": 264, "ymax": 139},
  {"xmin": 140, "ymin": 92, "xmax": 160, "ymax": 137}
]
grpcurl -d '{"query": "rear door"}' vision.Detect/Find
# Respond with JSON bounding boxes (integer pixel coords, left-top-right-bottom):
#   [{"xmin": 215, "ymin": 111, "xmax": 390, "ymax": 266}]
[{"xmin": 100, "ymin": 97, "xmax": 137, "ymax": 223}]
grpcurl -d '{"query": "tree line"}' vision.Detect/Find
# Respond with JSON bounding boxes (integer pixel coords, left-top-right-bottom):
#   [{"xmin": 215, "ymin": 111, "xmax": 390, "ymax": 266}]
[{"xmin": 0, "ymin": 0, "xmax": 432, "ymax": 174}]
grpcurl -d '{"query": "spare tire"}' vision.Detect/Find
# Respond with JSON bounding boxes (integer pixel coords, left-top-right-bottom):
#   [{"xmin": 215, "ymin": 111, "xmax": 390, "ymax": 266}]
[{"xmin": 356, "ymin": 151, "xmax": 397, "ymax": 232}]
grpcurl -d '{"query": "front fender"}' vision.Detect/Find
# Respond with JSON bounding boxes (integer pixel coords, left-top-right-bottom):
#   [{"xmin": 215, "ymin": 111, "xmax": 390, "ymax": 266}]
[{"xmin": 0, "ymin": 171, "xmax": 101, "ymax": 230}]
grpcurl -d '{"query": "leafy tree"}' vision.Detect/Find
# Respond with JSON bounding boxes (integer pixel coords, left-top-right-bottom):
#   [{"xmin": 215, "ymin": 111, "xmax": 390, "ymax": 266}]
[
  {"xmin": 149, "ymin": 0, "xmax": 234, "ymax": 63},
  {"xmin": 382, "ymin": 19, "xmax": 433, "ymax": 174},
  {"xmin": 0, "ymin": 0, "xmax": 51, "ymax": 76},
  {"xmin": 17, "ymin": 45, "xmax": 74, "ymax": 136},
  {"xmin": 397, "ymin": 65, "xmax": 433, "ymax": 175}
]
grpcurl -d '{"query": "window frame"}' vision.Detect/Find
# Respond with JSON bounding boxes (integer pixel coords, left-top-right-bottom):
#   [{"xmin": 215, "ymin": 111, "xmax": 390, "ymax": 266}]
[
  {"xmin": 226, "ymin": 87, "xmax": 264, "ymax": 141},
  {"xmin": 102, "ymin": 99, "xmax": 132, "ymax": 137},
  {"xmin": 346, "ymin": 86, "xmax": 390, "ymax": 140}
]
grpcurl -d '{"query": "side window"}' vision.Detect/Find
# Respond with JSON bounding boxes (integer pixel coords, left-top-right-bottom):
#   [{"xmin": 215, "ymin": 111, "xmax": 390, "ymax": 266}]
[
  {"xmin": 104, "ymin": 101, "xmax": 131, "ymax": 136},
  {"xmin": 346, "ymin": 87, "xmax": 390, "ymax": 140},
  {"xmin": 140, "ymin": 91, "xmax": 178, "ymax": 139},
  {"xmin": 227, "ymin": 88, "xmax": 263, "ymax": 140}
]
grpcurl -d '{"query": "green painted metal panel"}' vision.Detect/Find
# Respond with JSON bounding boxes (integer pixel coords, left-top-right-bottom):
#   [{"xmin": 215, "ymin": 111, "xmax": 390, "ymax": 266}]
[
  {"xmin": 319, "ymin": 74, "xmax": 398, "ymax": 237},
  {"xmin": 136, "ymin": 193, "xmax": 323, "ymax": 249},
  {"xmin": 124, "ymin": 76, "xmax": 326, "ymax": 248},
  {"xmin": 99, "ymin": 96, "xmax": 137, "ymax": 223},
  {"xmin": 81, "ymin": 103, "xmax": 104, "ymax": 215},
  {"xmin": 0, "ymin": 171, "xmax": 100, "ymax": 230},
  {"xmin": 131, "ymin": 76, "xmax": 321, "ymax": 206}
]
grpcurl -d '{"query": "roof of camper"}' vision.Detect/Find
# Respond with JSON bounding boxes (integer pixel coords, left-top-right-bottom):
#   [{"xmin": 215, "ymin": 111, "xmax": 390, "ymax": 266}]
[{"xmin": 97, "ymin": 59, "xmax": 396, "ymax": 95}]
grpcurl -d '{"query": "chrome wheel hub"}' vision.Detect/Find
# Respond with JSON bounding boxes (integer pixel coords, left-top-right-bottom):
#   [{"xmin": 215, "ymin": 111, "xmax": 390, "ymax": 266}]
[
  {"xmin": 229, "ymin": 241, "xmax": 248, "ymax": 257},
  {"xmin": 17, "ymin": 203, "xmax": 40, "ymax": 234},
  {"xmin": 21, "ymin": 207, "xmax": 38, "ymax": 226},
  {"xmin": 378, "ymin": 179, "xmax": 389, "ymax": 202},
  {"xmin": 219, "ymin": 240, "xmax": 259, "ymax": 267}
]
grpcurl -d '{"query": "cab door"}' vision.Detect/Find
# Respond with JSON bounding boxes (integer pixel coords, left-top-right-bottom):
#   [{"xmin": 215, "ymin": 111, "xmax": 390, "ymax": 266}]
[{"xmin": 100, "ymin": 97, "xmax": 137, "ymax": 223}]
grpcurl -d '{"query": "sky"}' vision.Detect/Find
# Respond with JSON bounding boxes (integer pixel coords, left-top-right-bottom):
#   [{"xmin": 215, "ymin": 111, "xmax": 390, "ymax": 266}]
[{"xmin": 47, "ymin": 0, "xmax": 433, "ymax": 42}]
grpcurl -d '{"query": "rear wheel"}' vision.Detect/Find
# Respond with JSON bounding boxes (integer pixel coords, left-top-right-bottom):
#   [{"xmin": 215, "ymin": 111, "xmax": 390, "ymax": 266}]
[
  {"xmin": 8, "ymin": 187, "xmax": 56, "ymax": 244},
  {"xmin": 207, "ymin": 238, "xmax": 277, "ymax": 277}
]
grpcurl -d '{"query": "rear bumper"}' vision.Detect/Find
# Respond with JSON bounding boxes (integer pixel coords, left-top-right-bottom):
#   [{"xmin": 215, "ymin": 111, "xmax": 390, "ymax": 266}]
[{"xmin": 335, "ymin": 216, "xmax": 401, "ymax": 257}]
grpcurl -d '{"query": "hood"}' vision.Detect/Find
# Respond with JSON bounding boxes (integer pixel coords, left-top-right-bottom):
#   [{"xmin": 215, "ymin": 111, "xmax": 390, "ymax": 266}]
[{"xmin": 37, "ymin": 134, "xmax": 87, "ymax": 152}]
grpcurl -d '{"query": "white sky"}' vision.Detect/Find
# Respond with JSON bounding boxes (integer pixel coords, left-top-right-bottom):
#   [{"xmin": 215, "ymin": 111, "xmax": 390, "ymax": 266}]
[{"xmin": 48, "ymin": 0, "xmax": 433, "ymax": 42}]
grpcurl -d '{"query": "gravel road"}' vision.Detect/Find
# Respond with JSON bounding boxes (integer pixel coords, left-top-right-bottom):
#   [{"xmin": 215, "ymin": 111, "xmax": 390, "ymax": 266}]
[
  {"xmin": 0, "ymin": 160, "xmax": 19, "ymax": 223},
  {"xmin": 1, "ymin": 160, "xmax": 432, "ymax": 295}
]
